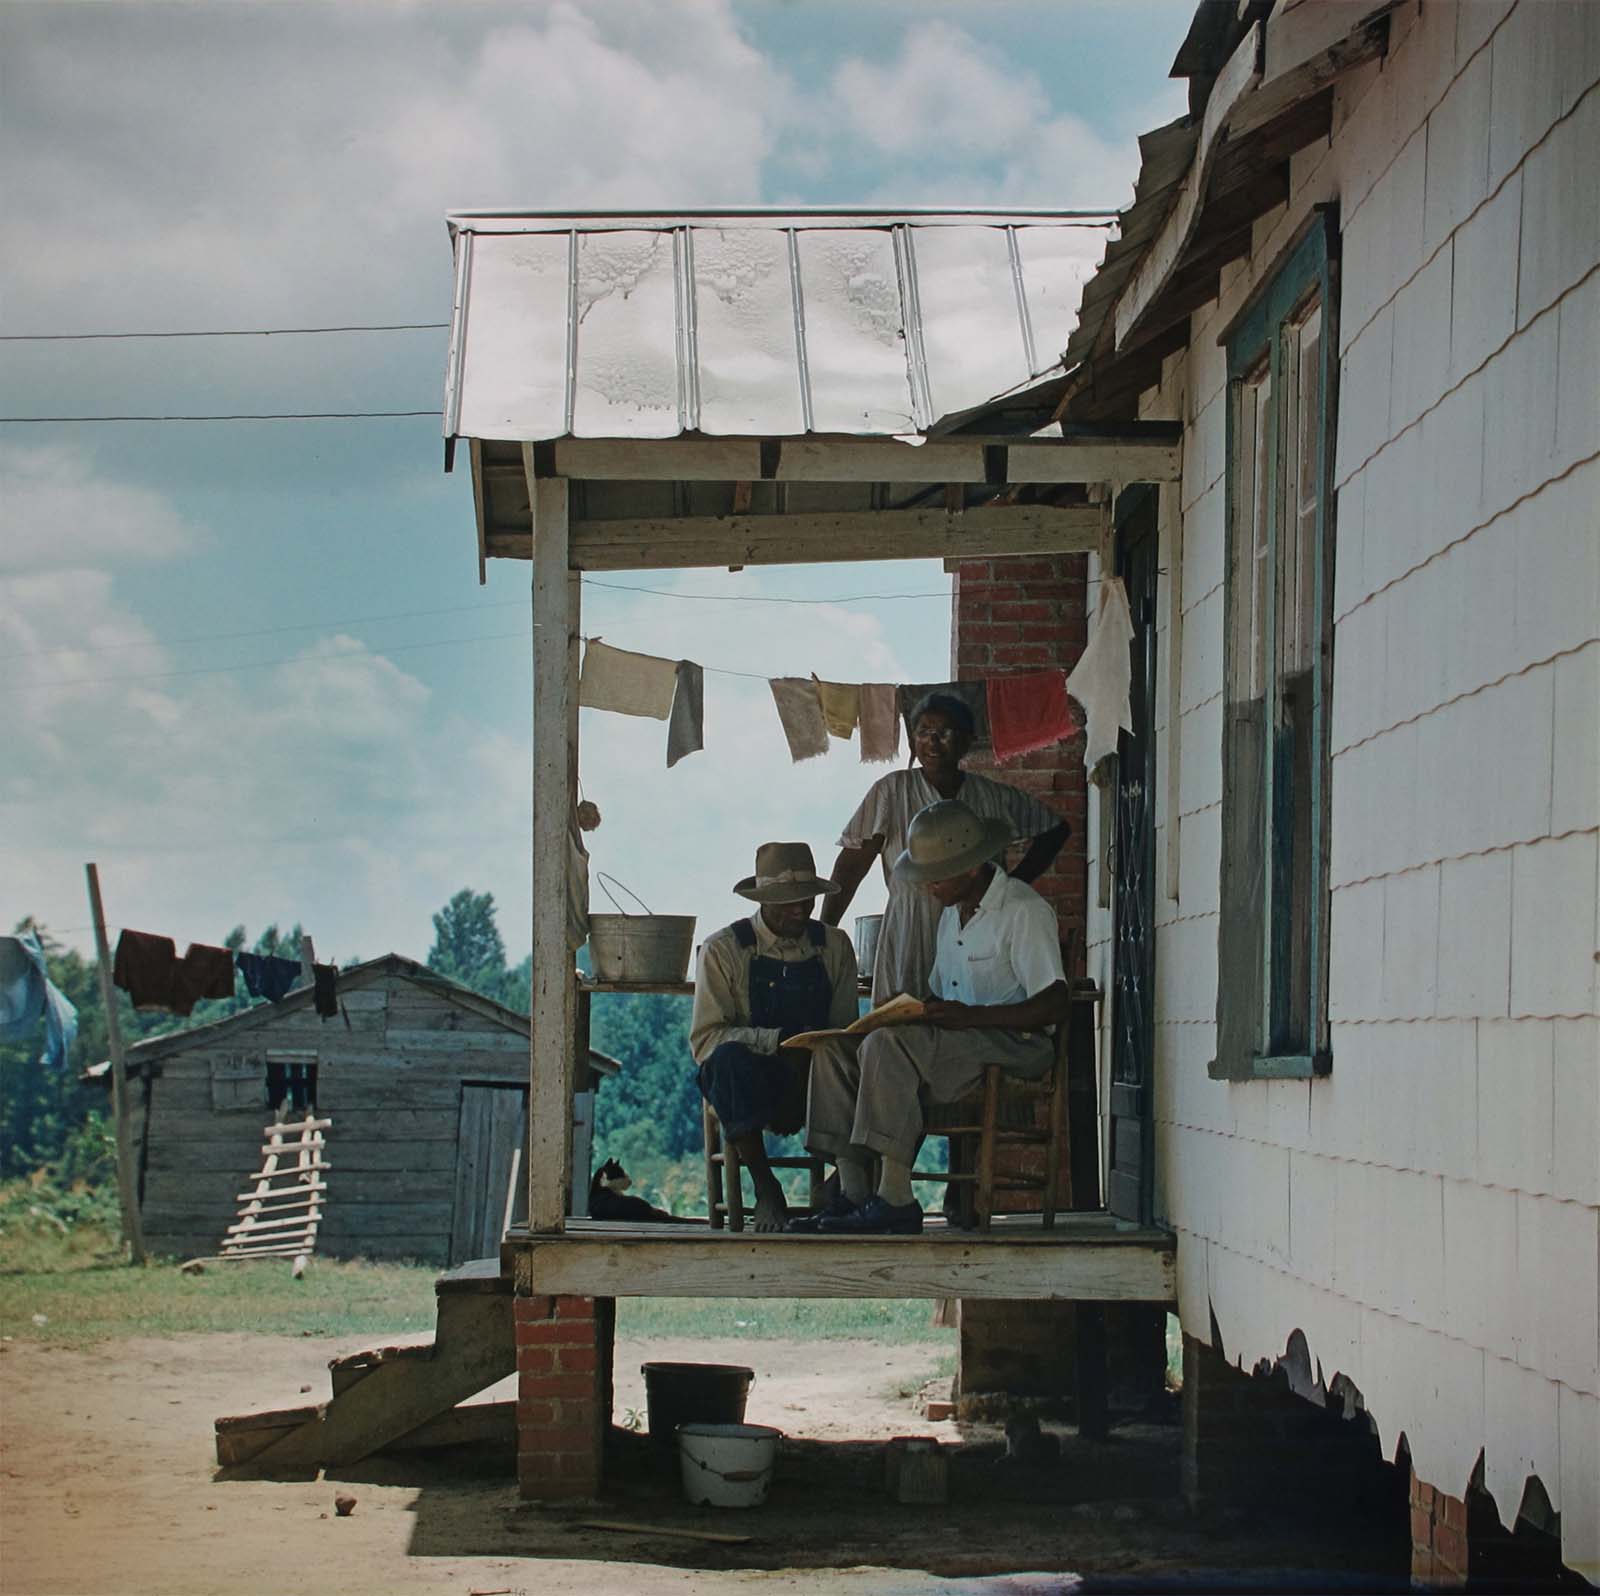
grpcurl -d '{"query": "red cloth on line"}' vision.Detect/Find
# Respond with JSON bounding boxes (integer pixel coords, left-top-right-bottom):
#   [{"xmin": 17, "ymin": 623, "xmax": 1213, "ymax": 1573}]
[
  {"xmin": 987, "ymin": 670, "xmax": 1078, "ymax": 764},
  {"xmin": 171, "ymin": 943, "xmax": 237, "ymax": 1016},
  {"xmin": 112, "ymin": 929, "xmax": 178, "ymax": 1011}
]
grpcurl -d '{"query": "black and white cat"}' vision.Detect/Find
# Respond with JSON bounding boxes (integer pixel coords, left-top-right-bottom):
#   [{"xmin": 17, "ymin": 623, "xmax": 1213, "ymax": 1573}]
[{"xmin": 588, "ymin": 1158, "xmax": 696, "ymax": 1223}]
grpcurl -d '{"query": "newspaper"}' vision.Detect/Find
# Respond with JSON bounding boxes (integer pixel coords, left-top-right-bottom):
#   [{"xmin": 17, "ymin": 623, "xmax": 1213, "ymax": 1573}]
[{"xmin": 783, "ymin": 992, "xmax": 927, "ymax": 1049}]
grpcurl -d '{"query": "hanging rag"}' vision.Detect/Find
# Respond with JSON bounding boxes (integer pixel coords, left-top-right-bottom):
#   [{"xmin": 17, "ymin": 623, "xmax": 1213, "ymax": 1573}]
[
  {"xmin": 112, "ymin": 929, "xmax": 178, "ymax": 1011},
  {"xmin": 0, "ymin": 932, "xmax": 78, "ymax": 1071},
  {"xmin": 769, "ymin": 677, "xmax": 830, "ymax": 762},
  {"xmin": 666, "ymin": 658, "xmax": 705, "ymax": 768},
  {"xmin": 578, "ymin": 639, "xmax": 678, "ymax": 720},
  {"xmin": 897, "ymin": 679, "xmax": 991, "ymax": 749},
  {"xmin": 857, "ymin": 682, "xmax": 902, "ymax": 763},
  {"xmin": 312, "ymin": 963, "xmax": 339, "ymax": 1019},
  {"xmin": 169, "ymin": 943, "xmax": 237, "ymax": 1016},
  {"xmin": 1065, "ymin": 575, "xmax": 1136, "ymax": 773},
  {"xmin": 236, "ymin": 951, "xmax": 302, "ymax": 1003},
  {"xmin": 813, "ymin": 678, "xmax": 861, "ymax": 740},
  {"xmin": 568, "ymin": 813, "xmax": 591, "ymax": 953},
  {"xmin": 988, "ymin": 670, "xmax": 1079, "ymax": 764}
]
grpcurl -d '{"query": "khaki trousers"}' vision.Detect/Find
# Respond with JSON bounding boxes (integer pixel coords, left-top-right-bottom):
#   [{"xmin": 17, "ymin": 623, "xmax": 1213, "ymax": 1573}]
[{"xmin": 805, "ymin": 1022, "xmax": 1054, "ymax": 1168}]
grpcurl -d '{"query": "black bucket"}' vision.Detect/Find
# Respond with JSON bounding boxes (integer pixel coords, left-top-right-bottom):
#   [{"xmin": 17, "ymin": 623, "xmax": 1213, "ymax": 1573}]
[{"xmin": 641, "ymin": 1361, "xmax": 755, "ymax": 1449}]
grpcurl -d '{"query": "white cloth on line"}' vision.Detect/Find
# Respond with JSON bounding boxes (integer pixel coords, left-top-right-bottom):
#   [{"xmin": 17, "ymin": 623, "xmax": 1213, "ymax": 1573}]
[
  {"xmin": 1065, "ymin": 575, "xmax": 1135, "ymax": 771},
  {"xmin": 578, "ymin": 639, "xmax": 679, "ymax": 720}
]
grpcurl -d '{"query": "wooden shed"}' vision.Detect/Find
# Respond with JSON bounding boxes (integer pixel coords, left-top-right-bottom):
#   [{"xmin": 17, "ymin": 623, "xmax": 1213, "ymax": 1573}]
[{"xmin": 103, "ymin": 955, "xmax": 615, "ymax": 1266}]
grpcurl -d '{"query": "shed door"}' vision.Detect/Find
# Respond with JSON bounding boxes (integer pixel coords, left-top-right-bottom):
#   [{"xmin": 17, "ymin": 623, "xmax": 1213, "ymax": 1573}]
[
  {"xmin": 450, "ymin": 1083, "xmax": 529, "ymax": 1265},
  {"xmin": 1108, "ymin": 488, "xmax": 1159, "ymax": 1225}
]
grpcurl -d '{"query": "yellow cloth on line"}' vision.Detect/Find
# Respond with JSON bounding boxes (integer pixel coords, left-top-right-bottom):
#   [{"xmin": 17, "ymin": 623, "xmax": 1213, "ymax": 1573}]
[
  {"xmin": 578, "ymin": 640, "xmax": 678, "ymax": 720},
  {"xmin": 813, "ymin": 678, "xmax": 861, "ymax": 740}
]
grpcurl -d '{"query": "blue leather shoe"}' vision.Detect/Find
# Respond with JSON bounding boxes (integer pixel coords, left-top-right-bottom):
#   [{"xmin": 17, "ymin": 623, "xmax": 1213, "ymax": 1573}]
[{"xmin": 816, "ymin": 1195, "xmax": 924, "ymax": 1235}]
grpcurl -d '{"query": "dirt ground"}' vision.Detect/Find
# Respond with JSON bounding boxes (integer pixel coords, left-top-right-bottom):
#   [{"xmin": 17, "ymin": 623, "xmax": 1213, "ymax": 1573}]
[{"xmin": 0, "ymin": 1331, "xmax": 1407, "ymax": 1596}]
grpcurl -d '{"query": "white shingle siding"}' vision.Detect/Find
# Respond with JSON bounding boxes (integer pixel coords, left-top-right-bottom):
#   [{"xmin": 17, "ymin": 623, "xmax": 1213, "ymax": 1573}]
[{"xmin": 1092, "ymin": 0, "xmax": 1600, "ymax": 1572}]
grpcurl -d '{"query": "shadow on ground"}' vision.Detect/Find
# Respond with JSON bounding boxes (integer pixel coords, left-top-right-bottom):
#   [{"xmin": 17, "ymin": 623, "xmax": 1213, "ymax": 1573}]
[{"xmin": 386, "ymin": 1417, "xmax": 1415, "ymax": 1590}]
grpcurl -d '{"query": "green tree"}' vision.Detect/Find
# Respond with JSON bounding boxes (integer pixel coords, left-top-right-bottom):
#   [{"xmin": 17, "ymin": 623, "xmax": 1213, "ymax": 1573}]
[{"xmin": 427, "ymin": 890, "xmax": 509, "ymax": 1000}]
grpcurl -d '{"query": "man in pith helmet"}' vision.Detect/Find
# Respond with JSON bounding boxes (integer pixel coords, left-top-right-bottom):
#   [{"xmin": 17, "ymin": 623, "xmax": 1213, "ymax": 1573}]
[
  {"xmin": 690, "ymin": 842, "xmax": 859, "ymax": 1232},
  {"xmin": 798, "ymin": 799, "xmax": 1068, "ymax": 1235}
]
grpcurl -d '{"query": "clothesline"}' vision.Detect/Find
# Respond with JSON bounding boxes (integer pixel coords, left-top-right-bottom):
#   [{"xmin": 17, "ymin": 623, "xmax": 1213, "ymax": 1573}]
[
  {"xmin": 573, "ymin": 582, "xmax": 1133, "ymax": 774},
  {"xmin": 111, "ymin": 929, "xmax": 341, "ymax": 1020}
]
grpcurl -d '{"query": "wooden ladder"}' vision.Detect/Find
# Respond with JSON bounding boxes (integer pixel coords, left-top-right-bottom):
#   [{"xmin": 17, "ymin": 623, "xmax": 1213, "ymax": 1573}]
[{"xmin": 219, "ymin": 1114, "xmax": 331, "ymax": 1265}]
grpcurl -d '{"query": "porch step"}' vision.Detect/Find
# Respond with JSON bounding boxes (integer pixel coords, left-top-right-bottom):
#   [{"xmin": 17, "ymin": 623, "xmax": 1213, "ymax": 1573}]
[{"xmin": 216, "ymin": 1258, "xmax": 514, "ymax": 1472}]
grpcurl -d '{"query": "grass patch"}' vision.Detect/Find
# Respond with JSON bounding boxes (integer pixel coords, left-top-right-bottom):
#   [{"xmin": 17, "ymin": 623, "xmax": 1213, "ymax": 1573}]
[
  {"xmin": 0, "ymin": 1253, "xmax": 441, "ymax": 1344},
  {"xmin": 0, "ymin": 1178, "xmax": 956, "ymax": 1349},
  {"xmin": 616, "ymin": 1296, "xmax": 952, "ymax": 1342}
]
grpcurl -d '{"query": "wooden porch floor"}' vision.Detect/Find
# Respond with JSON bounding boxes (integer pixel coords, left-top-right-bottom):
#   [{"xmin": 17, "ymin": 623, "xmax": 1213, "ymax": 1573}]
[{"xmin": 504, "ymin": 1212, "xmax": 1175, "ymax": 1303}]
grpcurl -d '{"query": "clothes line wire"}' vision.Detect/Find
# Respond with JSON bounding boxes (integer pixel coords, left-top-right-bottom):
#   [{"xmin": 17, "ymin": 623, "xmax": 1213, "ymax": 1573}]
[
  {"xmin": 581, "ymin": 578, "xmax": 949, "ymax": 605},
  {"xmin": 1, "ymin": 323, "xmax": 448, "ymax": 342},
  {"xmin": 3, "ymin": 580, "xmax": 950, "ymax": 665}
]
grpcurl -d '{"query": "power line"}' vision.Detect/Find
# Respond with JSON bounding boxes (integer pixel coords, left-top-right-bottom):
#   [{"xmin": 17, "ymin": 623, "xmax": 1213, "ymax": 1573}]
[
  {"xmin": 582, "ymin": 578, "xmax": 948, "ymax": 605},
  {"xmin": 0, "ymin": 322, "xmax": 448, "ymax": 342},
  {"xmin": 0, "ymin": 598, "xmax": 528, "ymax": 663},
  {"xmin": 2, "ymin": 579, "xmax": 949, "ymax": 664},
  {"xmin": 8, "ymin": 628, "xmax": 533, "ymax": 693},
  {"xmin": 0, "ymin": 410, "xmax": 442, "ymax": 423}
]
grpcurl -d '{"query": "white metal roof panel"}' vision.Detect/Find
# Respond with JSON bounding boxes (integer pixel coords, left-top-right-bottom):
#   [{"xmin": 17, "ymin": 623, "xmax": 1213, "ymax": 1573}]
[{"xmin": 444, "ymin": 209, "xmax": 1115, "ymax": 443}]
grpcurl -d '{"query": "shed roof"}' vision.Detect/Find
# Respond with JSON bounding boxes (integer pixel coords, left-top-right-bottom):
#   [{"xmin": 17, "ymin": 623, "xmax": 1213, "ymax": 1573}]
[
  {"xmin": 87, "ymin": 954, "xmax": 594, "ymax": 1075},
  {"xmin": 443, "ymin": 208, "xmax": 1116, "ymax": 445}
]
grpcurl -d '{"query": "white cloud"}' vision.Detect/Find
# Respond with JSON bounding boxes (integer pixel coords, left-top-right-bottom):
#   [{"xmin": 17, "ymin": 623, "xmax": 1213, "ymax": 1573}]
[
  {"xmin": 1, "ymin": 443, "xmax": 201, "ymax": 573},
  {"xmin": 831, "ymin": 21, "xmax": 1050, "ymax": 158}
]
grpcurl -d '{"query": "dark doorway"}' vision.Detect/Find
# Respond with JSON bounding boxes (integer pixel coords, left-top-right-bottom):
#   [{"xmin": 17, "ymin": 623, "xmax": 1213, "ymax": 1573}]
[{"xmin": 1108, "ymin": 486, "xmax": 1159, "ymax": 1225}]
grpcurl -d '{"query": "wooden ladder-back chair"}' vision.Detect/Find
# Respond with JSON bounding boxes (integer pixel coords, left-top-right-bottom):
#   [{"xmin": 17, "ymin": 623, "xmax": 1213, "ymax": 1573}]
[
  {"xmin": 702, "ymin": 1103, "xmax": 827, "ymax": 1232},
  {"xmin": 912, "ymin": 1020, "xmax": 1073, "ymax": 1229},
  {"xmin": 912, "ymin": 931, "xmax": 1082, "ymax": 1230}
]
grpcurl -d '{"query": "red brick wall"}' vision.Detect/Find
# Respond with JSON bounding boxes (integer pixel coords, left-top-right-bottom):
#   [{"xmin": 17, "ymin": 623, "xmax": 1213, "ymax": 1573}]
[
  {"xmin": 515, "ymin": 1293, "xmax": 614, "ymax": 1499},
  {"xmin": 1411, "ymin": 1475, "xmax": 1470, "ymax": 1589},
  {"xmin": 951, "ymin": 553, "xmax": 1089, "ymax": 971}
]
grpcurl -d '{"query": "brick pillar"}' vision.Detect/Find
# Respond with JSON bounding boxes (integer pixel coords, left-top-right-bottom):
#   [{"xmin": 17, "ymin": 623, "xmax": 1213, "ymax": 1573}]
[
  {"xmin": 1411, "ymin": 1474, "xmax": 1469, "ymax": 1589},
  {"xmin": 950, "ymin": 554, "xmax": 1093, "ymax": 1398},
  {"xmin": 950, "ymin": 552, "xmax": 1089, "ymax": 963},
  {"xmin": 515, "ymin": 1293, "xmax": 615, "ymax": 1500}
]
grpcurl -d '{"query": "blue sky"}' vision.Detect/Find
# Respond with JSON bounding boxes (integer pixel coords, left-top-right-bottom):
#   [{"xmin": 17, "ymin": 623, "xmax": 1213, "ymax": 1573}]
[{"xmin": 1, "ymin": 1, "xmax": 1192, "ymax": 964}]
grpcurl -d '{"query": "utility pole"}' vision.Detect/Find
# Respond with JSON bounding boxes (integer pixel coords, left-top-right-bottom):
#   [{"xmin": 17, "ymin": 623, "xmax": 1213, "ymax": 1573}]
[{"xmin": 84, "ymin": 863, "xmax": 147, "ymax": 1265}]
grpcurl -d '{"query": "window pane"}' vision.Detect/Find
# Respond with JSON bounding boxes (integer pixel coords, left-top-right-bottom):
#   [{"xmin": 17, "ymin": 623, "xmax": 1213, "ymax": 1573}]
[{"xmin": 1230, "ymin": 366, "xmax": 1271, "ymax": 705}]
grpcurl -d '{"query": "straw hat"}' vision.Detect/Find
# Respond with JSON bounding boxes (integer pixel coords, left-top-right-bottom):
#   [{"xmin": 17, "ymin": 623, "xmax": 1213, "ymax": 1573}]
[
  {"xmin": 892, "ymin": 800, "xmax": 1011, "ymax": 885},
  {"xmin": 734, "ymin": 842, "xmax": 841, "ymax": 904}
]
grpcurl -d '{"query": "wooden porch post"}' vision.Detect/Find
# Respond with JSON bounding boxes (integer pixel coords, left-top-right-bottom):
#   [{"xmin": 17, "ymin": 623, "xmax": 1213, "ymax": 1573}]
[{"xmin": 526, "ymin": 468, "xmax": 576, "ymax": 1234}]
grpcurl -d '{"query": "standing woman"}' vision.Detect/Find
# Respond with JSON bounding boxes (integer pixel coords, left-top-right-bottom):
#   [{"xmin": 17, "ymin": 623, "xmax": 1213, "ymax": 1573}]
[{"xmin": 823, "ymin": 692, "xmax": 1070, "ymax": 1003}]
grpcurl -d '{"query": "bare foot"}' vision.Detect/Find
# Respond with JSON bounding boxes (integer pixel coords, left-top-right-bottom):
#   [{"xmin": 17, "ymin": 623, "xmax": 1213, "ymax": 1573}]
[{"xmin": 750, "ymin": 1187, "xmax": 790, "ymax": 1233}]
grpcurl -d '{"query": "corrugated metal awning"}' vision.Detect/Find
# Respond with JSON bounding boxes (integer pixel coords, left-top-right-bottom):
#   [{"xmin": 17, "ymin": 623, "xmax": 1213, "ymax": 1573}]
[{"xmin": 443, "ymin": 209, "xmax": 1116, "ymax": 443}]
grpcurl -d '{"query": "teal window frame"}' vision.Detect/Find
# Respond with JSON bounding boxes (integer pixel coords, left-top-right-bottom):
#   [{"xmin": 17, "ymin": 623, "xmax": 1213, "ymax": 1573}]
[{"xmin": 1212, "ymin": 208, "xmax": 1339, "ymax": 1082}]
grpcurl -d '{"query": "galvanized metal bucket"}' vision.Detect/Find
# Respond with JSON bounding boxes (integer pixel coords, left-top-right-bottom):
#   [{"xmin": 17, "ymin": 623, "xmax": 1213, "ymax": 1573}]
[
  {"xmin": 588, "ymin": 875, "xmax": 696, "ymax": 983},
  {"xmin": 854, "ymin": 913, "xmax": 883, "ymax": 973}
]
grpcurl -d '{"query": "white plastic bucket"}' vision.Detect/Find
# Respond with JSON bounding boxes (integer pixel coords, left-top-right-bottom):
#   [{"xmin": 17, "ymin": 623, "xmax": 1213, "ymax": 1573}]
[{"xmin": 677, "ymin": 1421, "xmax": 781, "ymax": 1508}]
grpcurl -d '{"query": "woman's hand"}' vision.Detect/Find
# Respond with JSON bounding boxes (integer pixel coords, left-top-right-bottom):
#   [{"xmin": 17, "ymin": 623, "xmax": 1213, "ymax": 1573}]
[{"xmin": 922, "ymin": 998, "xmax": 979, "ymax": 1030}]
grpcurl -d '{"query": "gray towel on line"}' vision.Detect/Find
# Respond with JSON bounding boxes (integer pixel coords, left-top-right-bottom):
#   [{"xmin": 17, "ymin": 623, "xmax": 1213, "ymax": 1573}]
[
  {"xmin": 769, "ymin": 676, "xmax": 829, "ymax": 763},
  {"xmin": 857, "ymin": 683, "xmax": 901, "ymax": 763},
  {"xmin": 666, "ymin": 659, "xmax": 704, "ymax": 768}
]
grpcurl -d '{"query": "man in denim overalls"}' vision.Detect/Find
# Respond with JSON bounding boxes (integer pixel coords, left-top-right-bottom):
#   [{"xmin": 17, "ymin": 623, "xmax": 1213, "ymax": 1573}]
[{"xmin": 690, "ymin": 842, "xmax": 859, "ymax": 1231}]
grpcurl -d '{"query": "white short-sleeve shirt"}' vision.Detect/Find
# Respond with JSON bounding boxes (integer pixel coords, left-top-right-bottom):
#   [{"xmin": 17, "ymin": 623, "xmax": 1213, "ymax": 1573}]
[{"xmin": 931, "ymin": 868, "xmax": 1065, "ymax": 1009}]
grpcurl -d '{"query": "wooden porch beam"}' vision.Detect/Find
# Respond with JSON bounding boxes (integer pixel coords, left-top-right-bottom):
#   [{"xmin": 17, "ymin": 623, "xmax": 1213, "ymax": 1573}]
[
  {"xmin": 510, "ymin": 1228, "xmax": 1176, "ymax": 1302},
  {"xmin": 557, "ymin": 505, "xmax": 1101, "ymax": 571},
  {"xmin": 548, "ymin": 436, "xmax": 1180, "ymax": 485},
  {"xmin": 524, "ymin": 462, "xmax": 576, "ymax": 1235}
]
